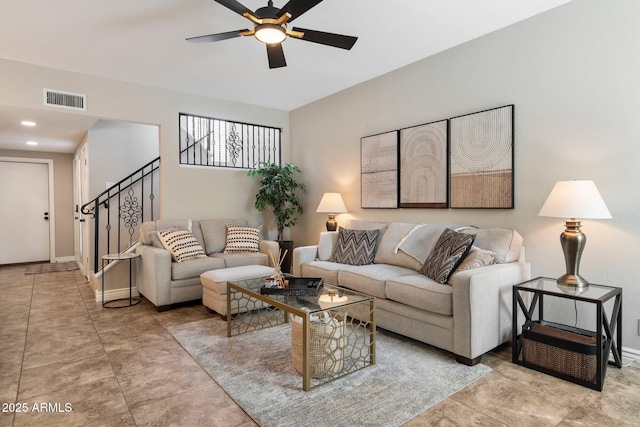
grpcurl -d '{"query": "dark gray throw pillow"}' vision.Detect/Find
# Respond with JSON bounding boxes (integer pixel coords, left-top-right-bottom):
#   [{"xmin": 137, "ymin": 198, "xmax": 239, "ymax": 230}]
[
  {"xmin": 330, "ymin": 227, "xmax": 380, "ymax": 266},
  {"xmin": 420, "ymin": 228, "xmax": 476, "ymax": 284}
]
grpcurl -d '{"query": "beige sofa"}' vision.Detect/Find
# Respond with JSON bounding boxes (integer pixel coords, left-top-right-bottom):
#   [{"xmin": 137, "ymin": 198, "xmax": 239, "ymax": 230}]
[
  {"xmin": 136, "ymin": 219, "xmax": 278, "ymax": 311},
  {"xmin": 292, "ymin": 220, "xmax": 531, "ymax": 365}
]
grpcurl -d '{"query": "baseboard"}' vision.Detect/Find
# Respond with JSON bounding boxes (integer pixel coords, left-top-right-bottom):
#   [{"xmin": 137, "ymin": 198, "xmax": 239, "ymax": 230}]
[
  {"xmin": 622, "ymin": 346, "xmax": 640, "ymax": 365},
  {"xmin": 55, "ymin": 256, "xmax": 76, "ymax": 263},
  {"xmin": 95, "ymin": 287, "xmax": 140, "ymax": 303}
]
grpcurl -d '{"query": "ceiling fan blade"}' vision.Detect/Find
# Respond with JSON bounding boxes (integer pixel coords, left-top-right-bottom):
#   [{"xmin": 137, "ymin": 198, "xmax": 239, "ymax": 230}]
[
  {"xmin": 277, "ymin": 0, "xmax": 323, "ymax": 21},
  {"xmin": 186, "ymin": 30, "xmax": 248, "ymax": 43},
  {"xmin": 266, "ymin": 43, "xmax": 287, "ymax": 69},
  {"xmin": 292, "ymin": 27, "xmax": 358, "ymax": 50},
  {"xmin": 214, "ymin": 0, "xmax": 252, "ymax": 17}
]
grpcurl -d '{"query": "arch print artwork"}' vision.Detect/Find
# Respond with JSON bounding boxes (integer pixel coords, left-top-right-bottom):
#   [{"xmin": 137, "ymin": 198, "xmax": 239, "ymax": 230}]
[
  {"xmin": 399, "ymin": 120, "xmax": 448, "ymax": 208},
  {"xmin": 449, "ymin": 105, "xmax": 514, "ymax": 208}
]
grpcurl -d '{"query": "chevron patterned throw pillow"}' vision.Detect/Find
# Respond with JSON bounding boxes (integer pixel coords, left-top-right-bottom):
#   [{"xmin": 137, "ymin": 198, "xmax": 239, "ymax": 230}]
[
  {"xmin": 420, "ymin": 228, "xmax": 475, "ymax": 284},
  {"xmin": 330, "ymin": 227, "xmax": 380, "ymax": 266}
]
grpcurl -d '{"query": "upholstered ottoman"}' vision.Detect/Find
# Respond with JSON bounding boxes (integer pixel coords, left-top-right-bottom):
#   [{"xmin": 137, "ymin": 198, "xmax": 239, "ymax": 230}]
[{"xmin": 201, "ymin": 265, "xmax": 274, "ymax": 317}]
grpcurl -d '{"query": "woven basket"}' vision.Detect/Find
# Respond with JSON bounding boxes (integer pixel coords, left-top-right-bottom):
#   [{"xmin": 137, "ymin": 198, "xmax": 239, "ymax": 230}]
[
  {"xmin": 522, "ymin": 321, "xmax": 598, "ymax": 382},
  {"xmin": 291, "ymin": 313, "xmax": 346, "ymax": 378}
]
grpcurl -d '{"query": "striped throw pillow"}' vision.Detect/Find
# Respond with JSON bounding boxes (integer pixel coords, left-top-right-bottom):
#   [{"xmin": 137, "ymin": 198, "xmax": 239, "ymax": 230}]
[
  {"xmin": 157, "ymin": 229, "xmax": 207, "ymax": 263},
  {"xmin": 223, "ymin": 225, "xmax": 261, "ymax": 253},
  {"xmin": 420, "ymin": 228, "xmax": 475, "ymax": 284}
]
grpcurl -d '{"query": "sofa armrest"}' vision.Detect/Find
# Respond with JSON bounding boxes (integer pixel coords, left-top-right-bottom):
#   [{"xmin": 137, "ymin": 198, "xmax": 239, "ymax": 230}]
[
  {"xmin": 136, "ymin": 244, "xmax": 173, "ymax": 307},
  {"xmin": 449, "ymin": 261, "xmax": 531, "ymax": 360},
  {"xmin": 259, "ymin": 240, "xmax": 280, "ymax": 266},
  {"xmin": 292, "ymin": 245, "xmax": 319, "ymax": 276}
]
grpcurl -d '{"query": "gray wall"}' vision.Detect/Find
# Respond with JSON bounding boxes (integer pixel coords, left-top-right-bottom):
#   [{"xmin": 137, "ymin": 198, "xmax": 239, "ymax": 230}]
[
  {"xmin": 290, "ymin": 0, "xmax": 640, "ymax": 353},
  {"xmin": 0, "ymin": 149, "xmax": 74, "ymax": 259}
]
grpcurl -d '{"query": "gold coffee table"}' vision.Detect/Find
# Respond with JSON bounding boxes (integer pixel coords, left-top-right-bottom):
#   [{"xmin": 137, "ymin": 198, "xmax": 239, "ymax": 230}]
[{"xmin": 226, "ymin": 276, "xmax": 376, "ymax": 391}]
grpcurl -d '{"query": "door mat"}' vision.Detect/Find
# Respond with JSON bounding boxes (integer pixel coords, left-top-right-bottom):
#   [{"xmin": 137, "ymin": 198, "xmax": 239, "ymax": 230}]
[{"xmin": 24, "ymin": 262, "xmax": 79, "ymax": 274}]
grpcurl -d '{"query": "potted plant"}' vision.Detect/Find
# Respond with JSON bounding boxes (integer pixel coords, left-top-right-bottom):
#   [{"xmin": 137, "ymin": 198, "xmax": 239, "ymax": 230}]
[{"xmin": 248, "ymin": 161, "xmax": 306, "ymax": 272}]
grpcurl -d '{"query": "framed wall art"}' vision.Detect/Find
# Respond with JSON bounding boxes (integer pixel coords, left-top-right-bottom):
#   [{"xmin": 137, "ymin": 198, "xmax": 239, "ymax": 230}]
[
  {"xmin": 361, "ymin": 131, "xmax": 398, "ymax": 208},
  {"xmin": 399, "ymin": 120, "xmax": 448, "ymax": 208},
  {"xmin": 449, "ymin": 105, "xmax": 514, "ymax": 209}
]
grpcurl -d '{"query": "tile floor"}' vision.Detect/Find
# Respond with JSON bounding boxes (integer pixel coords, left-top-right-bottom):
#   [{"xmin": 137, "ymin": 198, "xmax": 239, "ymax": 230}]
[{"xmin": 1, "ymin": 264, "xmax": 638, "ymax": 426}]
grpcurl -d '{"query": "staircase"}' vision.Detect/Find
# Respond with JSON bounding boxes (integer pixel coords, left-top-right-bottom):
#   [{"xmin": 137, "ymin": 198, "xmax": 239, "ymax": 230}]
[{"xmin": 81, "ymin": 157, "xmax": 160, "ymax": 274}]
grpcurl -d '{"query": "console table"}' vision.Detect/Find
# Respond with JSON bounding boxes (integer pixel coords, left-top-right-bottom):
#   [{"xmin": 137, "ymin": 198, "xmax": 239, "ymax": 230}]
[{"xmin": 512, "ymin": 277, "xmax": 622, "ymax": 391}]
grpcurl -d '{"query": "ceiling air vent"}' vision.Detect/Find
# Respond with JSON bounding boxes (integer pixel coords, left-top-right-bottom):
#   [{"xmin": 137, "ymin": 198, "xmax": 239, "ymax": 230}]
[{"xmin": 43, "ymin": 89, "xmax": 87, "ymax": 111}]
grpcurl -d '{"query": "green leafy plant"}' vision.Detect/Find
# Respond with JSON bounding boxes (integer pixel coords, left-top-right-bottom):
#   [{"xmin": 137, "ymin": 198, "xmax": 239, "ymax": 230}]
[{"xmin": 247, "ymin": 162, "xmax": 306, "ymax": 241}]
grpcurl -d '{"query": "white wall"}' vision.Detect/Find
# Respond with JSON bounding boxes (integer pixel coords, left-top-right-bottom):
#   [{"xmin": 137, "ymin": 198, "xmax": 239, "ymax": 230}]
[
  {"xmin": 290, "ymin": 0, "xmax": 640, "ymax": 353},
  {"xmin": 0, "ymin": 58, "xmax": 290, "ymax": 238},
  {"xmin": 85, "ymin": 120, "xmax": 159, "ymax": 198}
]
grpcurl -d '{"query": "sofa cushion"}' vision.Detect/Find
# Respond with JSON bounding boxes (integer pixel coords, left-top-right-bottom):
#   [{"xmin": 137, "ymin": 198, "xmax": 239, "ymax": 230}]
[
  {"xmin": 171, "ymin": 256, "xmax": 225, "ymax": 281},
  {"xmin": 454, "ymin": 246, "xmax": 496, "ymax": 273},
  {"xmin": 211, "ymin": 252, "xmax": 269, "ymax": 268},
  {"xmin": 145, "ymin": 227, "xmax": 177, "ymax": 249},
  {"xmin": 140, "ymin": 219, "xmax": 206, "ymax": 250},
  {"xmin": 374, "ymin": 223, "xmax": 425, "ymax": 271},
  {"xmin": 300, "ymin": 260, "xmax": 343, "ymax": 285},
  {"xmin": 200, "ymin": 264, "xmax": 275, "ymax": 294},
  {"xmin": 330, "ymin": 227, "xmax": 379, "ymax": 266},
  {"xmin": 338, "ymin": 264, "xmax": 417, "ymax": 299},
  {"xmin": 317, "ymin": 231, "xmax": 339, "ymax": 261},
  {"xmin": 420, "ymin": 228, "xmax": 475, "ymax": 284},
  {"xmin": 395, "ymin": 224, "xmax": 456, "ymax": 264},
  {"xmin": 347, "ymin": 219, "xmax": 390, "ymax": 232},
  {"xmin": 461, "ymin": 228, "xmax": 523, "ymax": 263},
  {"xmin": 223, "ymin": 225, "xmax": 261, "ymax": 253},
  {"xmin": 200, "ymin": 219, "xmax": 248, "ymax": 255},
  {"xmin": 157, "ymin": 228, "xmax": 207, "ymax": 263},
  {"xmin": 385, "ymin": 275, "xmax": 453, "ymax": 316},
  {"xmin": 347, "ymin": 219, "xmax": 389, "ymax": 246}
]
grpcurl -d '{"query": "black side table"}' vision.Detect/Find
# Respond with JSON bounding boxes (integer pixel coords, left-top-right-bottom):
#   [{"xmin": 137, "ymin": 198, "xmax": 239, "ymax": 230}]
[
  {"xmin": 512, "ymin": 277, "xmax": 622, "ymax": 391},
  {"xmin": 101, "ymin": 252, "xmax": 141, "ymax": 308}
]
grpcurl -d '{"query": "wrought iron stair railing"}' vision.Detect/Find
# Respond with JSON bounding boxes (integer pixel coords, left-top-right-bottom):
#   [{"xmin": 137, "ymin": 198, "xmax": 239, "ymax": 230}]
[{"xmin": 81, "ymin": 157, "xmax": 160, "ymax": 273}]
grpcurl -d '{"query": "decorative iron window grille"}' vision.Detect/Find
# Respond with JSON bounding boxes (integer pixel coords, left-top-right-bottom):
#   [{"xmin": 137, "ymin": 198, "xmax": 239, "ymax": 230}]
[{"xmin": 179, "ymin": 113, "xmax": 281, "ymax": 168}]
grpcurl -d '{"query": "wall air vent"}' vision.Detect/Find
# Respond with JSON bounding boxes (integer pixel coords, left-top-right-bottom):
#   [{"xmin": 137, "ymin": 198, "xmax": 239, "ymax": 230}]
[{"xmin": 43, "ymin": 89, "xmax": 87, "ymax": 111}]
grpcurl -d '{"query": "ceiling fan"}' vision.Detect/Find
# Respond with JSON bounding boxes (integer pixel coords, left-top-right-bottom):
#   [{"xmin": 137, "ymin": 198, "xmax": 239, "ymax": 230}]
[{"xmin": 187, "ymin": 0, "xmax": 358, "ymax": 69}]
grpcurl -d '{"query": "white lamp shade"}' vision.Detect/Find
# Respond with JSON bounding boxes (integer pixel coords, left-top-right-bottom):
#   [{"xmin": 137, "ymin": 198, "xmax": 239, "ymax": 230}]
[
  {"xmin": 316, "ymin": 193, "xmax": 348, "ymax": 213},
  {"xmin": 538, "ymin": 180, "xmax": 612, "ymax": 219}
]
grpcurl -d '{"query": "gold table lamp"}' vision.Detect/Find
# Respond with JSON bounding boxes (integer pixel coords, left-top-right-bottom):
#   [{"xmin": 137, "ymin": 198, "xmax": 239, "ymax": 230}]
[
  {"xmin": 316, "ymin": 193, "xmax": 348, "ymax": 231},
  {"xmin": 538, "ymin": 180, "xmax": 611, "ymax": 288}
]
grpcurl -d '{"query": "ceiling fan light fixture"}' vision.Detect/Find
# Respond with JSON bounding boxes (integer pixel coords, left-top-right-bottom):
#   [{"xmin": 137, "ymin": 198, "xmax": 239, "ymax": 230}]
[{"xmin": 255, "ymin": 23, "xmax": 286, "ymax": 44}]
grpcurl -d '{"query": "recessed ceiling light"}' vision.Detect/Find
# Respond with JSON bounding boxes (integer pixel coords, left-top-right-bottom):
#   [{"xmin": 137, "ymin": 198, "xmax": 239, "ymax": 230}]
[
  {"xmin": 26, "ymin": 141, "xmax": 39, "ymax": 146},
  {"xmin": 21, "ymin": 120, "xmax": 37, "ymax": 127}
]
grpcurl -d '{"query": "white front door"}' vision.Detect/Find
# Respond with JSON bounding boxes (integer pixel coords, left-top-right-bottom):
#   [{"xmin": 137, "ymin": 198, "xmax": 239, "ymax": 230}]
[{"xmin": 0, "ymin": 159, "xmax": 53, "ymax": 264}]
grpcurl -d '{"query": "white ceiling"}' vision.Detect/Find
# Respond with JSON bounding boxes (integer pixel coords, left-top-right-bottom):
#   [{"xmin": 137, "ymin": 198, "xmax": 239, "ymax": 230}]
[{"xmin": 0, "ymin": 0, "xmax": 571, "ymax": 153}]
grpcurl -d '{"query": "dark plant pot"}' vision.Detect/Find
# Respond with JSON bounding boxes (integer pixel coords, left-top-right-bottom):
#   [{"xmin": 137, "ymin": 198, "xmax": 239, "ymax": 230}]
[{"xmin": 278, "ymin": 240, "xmax": 294, "ymax": 274}]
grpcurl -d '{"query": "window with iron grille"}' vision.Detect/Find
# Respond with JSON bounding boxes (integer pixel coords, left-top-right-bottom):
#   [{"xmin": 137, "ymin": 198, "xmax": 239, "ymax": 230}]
[{"xmin": 179, "ymin": 112, "xmax": 281, "ymax": 168}]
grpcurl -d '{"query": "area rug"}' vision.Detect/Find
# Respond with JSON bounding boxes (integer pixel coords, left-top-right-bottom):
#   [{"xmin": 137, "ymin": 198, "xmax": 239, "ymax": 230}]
[
  {"xmin": 169, "ymin": 317, "xmax": 491, "ymax": 427},
  {"xmin": 24, "ymin": 261, "xmax": 79, "ymax": 274}
]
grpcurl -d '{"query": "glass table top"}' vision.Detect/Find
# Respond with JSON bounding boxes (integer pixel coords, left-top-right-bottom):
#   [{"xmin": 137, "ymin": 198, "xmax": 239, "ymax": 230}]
[
  {"xmin": 229, "ymin": 276, "xmax": 374, "ymax": 314},
  {"xmin": 515, "ymin": 277, "xmax": 620, "ymax": 302}
]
